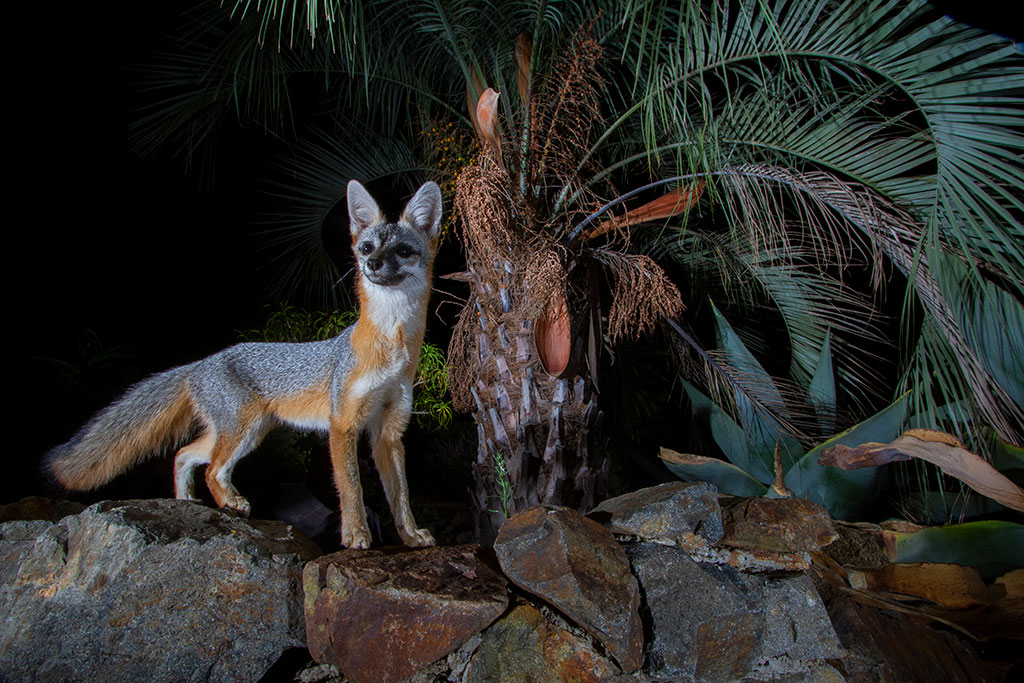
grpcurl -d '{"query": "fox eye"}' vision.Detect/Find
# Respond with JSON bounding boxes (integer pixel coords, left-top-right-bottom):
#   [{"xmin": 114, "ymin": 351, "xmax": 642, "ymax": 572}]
[
  {"xmin": 396, "ymin": 244, "xmax": 414, "ymax": 258},
  {"xmin": 359, "ymin": 242, "xmax": 374, "ymax": 256}
]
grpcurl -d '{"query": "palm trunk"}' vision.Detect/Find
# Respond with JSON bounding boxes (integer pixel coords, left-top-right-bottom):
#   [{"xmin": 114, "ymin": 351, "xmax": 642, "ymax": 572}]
[{"xmin": 455, "ymin": 263, "xmax": 607, "ymax": 545}]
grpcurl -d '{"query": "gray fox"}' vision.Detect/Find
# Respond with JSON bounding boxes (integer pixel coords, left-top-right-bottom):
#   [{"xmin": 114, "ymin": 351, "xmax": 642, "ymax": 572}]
[{"xmin": 45, "ymin": 180, "xmax": 442, "ymax": 549}]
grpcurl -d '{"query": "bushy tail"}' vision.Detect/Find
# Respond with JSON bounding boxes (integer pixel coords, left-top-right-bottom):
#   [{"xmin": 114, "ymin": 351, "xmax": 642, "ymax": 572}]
[{"xmin": 45, "ymin": 364, "xmax": 198, "ymax": 491}]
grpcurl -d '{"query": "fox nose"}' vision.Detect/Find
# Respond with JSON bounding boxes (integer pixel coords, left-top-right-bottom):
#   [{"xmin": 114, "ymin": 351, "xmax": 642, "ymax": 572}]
[{"xmin": 367, "ymin": 258, "xmax": 383, "ymax": 272}]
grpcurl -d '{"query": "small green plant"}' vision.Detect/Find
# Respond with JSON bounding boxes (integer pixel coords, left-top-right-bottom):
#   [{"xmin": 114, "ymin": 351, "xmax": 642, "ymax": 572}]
[
  {"xmin": 489, "ymin": 450, "xmax": 514, "ymax": 519},
  {"xmin": 237, "ymin": 303, "xmax": 358, "ymax": 342},
  {"xmin": 413, "ymin": 342, "xmax": 453, "ymax": 431}
]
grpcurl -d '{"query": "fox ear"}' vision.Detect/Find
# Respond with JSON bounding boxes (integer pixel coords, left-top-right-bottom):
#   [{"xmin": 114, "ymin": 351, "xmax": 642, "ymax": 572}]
[
  {"xmin": 401, "ymin": 181, "xmax": 443, "ymax": 238},
  {"xmin": 348, "ymin": 180, "xmax": 382, "ymax": 237}
]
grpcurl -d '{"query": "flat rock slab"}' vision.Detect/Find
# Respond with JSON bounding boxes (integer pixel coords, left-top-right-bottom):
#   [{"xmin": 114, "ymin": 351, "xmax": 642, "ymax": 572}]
[
  {"xmin": 628, "ymin": 542, "xmax": 842, "ymax": 682},
  {"xmin": 0, "ymin": 498, "xmax": 319, "ymax": 683},
  {"xmin": 304, "ymin": 544, "xmax": 508, "ymax": 683},
  {"xmin": 465, "ymin": 602, "xmax": 621, "ymax": 682},
  {"xmin": 493, "ymin": 506, "xmax": 643, "ymax": 672},
  {"xmin": 588, "ymin": 481, "xmax": 723, "ymax": 545},
  {"xmin": 719, "ymin": 496, "xmax": 838, "ymax": 553}
]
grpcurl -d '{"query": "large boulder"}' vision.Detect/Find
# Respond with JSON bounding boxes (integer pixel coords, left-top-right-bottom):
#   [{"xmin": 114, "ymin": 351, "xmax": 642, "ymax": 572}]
[
  {"xmin": 303, "ymin": 544, "xmax": 508, "ymax": 683},
  {"xmin": 627, "ymin": 542, "xmax": 843, "ymax": 682},
  {"xmin": 0, "ymin": 498, "xmax": 319, "ymax": 682},
  {"xmin": 493, "ymin": 506, "xmax": 644, "ymax": 673}
]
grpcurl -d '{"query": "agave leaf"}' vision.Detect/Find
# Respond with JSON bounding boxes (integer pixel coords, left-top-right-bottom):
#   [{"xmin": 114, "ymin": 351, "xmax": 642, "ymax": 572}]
[
  {"xmin": 659, "ymin": 447, "xmax": 769, "ymax": 497},
  {"xmin": 987, "ymin": 430, "xmax": 1024, "ymax": 472},
  {"xmin": 919, "ymin": 491, "xmax": 1005, "ymax": 525},
  {"xmin": 682, "ymin": 380, "xmax": 775, "ymax": 485},
  {"xmin": 883, "ymin": 521, "xmax": 1024, "ymax": 581},
  {"xmin": 784, "ymin": 391, "xmax": 911, "ymax": 519},
  {"xmin": 808, "ymin": 329, "xmax": 837, "ymax": 439},
  {"xmin": 711, "ymin": 303, "xmax": 805, "ymax": 463},
  {"xmin": 660, "ymin": 214, "xmax": 888, "ymax": 415}
]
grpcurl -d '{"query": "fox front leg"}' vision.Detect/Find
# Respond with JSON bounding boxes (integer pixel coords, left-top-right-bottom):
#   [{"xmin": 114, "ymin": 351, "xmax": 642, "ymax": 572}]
[
  {"xmin": 370, "ymin": 394, "xmax": 435, "ymax": 548},
  {"xmin": 329, "ymin": 418, "xmax": 372, "ymax": 549}
]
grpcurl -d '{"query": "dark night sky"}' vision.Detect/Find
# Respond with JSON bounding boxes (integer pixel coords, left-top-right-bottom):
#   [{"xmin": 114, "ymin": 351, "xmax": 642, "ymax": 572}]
[
  {"xmin": 9, "ymin": 3, "xmax": 280, "ymax": 501},
  {"xmin": 16, "ymin": 4, "xmax": 268, "ymax": 352},
  {"xmin": 6, "ymin": 2, "xmax": 1020, "ymax": 504}
]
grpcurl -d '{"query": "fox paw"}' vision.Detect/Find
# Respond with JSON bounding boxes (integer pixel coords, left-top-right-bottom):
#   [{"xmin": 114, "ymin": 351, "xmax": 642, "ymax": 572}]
[
  {"xmin": 342, "ymin": 525, "xmax": 372, "ymax": 550},
  {"xmin": 222, "ymin": 496, "xmax": 252, "ymax": 518},
  {"xmin": 402, "ymin": 527, "xmax": 436, "ymax": 548}
]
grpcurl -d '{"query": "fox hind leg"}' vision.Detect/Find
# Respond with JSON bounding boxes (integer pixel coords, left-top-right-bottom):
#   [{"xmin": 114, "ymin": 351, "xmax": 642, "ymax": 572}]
[
  {"xmin": 204, "ymin": 416, "xmax": 273, "ymax": 517},
  {"xmin": 173, "ymin": 430, "xmax": 215, "ymax": 501},
  {"xmin": 370, "ymin": 392, "xmax": 435, "ymax": 548}
]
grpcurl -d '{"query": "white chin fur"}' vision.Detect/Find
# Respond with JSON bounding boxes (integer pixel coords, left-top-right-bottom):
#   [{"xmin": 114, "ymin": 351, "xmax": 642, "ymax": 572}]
[{"xmin": 362, "ymin": 274, "xmax": 425, "ymax": 337}]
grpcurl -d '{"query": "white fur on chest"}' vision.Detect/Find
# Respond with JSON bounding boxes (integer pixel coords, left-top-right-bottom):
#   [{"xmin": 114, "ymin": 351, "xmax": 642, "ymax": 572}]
[
  {"xmin": 348, "ymin": 341, "xmax": 411, "ymax": 400},
  {"xmin": 349, "ymin": 276, "xmax": 423, "ymax": 400}
]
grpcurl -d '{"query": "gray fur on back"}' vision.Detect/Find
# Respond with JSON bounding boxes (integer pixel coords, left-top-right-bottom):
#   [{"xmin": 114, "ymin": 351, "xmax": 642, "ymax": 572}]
[{"xmin": 190, "ymin": 326, "xmax": 356, "ymax": 430}]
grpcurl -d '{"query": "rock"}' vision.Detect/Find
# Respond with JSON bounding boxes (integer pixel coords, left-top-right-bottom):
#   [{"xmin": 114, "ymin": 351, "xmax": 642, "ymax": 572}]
[
  {"xmin": 720, "ymin": 496, "xmax": 838, "ymax": 553},
  {"xmin": 303, "ymin": 544, "xmax": 508, "ymax": 683},
  {"xmin": 493, "ymin": 506, "xmax": 643, "ymax": 673},
  {"xmin": 676, "ymin": 536, "xmax": 815, "ymax": 573},
  {"xmin": 627, "ymin": 542, "xmax": 842, "ymax": 682},
  {"xmin": 0, "ymin": 498, "xmax": 320, "ymax": 683},
  {"xmin": 824, "ymin": 521, "xmax": 889, "ymax": 569},
  {"xmin": 406, "ymin": 633, "xmax": 484, "ymax": 683},
  {"xmin": 588, "ymin": 481, "xmax": 723, "ymax": 545},
  {"xmin": 0, "ymin": 496, "xmax": 85, "ymax": 523},
  {"xmin": 824, "ymin": 592, "xmax": 986, "ymax": 682},
  {"xmin": 465, "ymin": 601, "xmax": 621, "ymax": 682}
]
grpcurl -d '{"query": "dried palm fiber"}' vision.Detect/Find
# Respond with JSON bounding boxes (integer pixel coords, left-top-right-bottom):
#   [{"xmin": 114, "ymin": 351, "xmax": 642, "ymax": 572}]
[
  {"xmin": 590, "ymin": 249, "xmax": 685, "ymax": 342},
  {"xmin": 529, "ymin": 29, "xmax": 603, "ymax": 205}
]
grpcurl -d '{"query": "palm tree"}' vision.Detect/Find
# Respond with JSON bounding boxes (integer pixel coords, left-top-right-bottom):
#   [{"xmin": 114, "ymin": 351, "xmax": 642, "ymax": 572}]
[{"xmin": 135, "ymin": 0, "xmax": 1023, "ymax": 537}]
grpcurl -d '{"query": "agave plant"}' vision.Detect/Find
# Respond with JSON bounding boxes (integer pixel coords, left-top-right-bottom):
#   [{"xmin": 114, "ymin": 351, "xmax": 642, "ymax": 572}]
[
  {"xmin": 133, "ymin": 1, "xmax": 1023, "ymax": 538},
  {"xmin": 661, "ymin": 304, "xmax": 913, "ymax": 519}
]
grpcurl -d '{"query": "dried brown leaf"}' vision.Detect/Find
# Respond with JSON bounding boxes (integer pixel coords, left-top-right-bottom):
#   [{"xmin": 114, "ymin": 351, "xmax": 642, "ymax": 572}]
[
  {"xmin": 583, "ymin": 181, "xmax": 705, "ymax": 241},
  {"xmin": 819, "ymin": 431, "xmax": 1024, "ymax": 512},
  {"xmin": 475, "ymin": 88, "xmax": 502, "ymax": 166},
  {"xmin": 515, "ymin": 33, "xmax": 532, "ymax": 107}
]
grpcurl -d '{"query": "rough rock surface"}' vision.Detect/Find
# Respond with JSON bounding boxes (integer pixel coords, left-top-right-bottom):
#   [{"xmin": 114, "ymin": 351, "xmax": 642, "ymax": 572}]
[
  {"xmin": 0, "ymin": 498, "xmax": 319, "ymax": 683},
  {"xmin": 719, "ymin": 496, "xmax": 838, "ymax": 553},
  {"xmin": 465, "ymin": 601, "xmax": 621, "ymax": 682},
  {"xmin": 588, "ymin": 481, "xmax": 724, "ymax": 545},
  {"xmin": 493, "ymin": 505, "xmax": 644, "ymax": 672},
  {"xmin": 823, "ymin": 592, "xmax": 987, "ymax": 682},
  {"xmin": 627, "ymin": 542, "xmax": 842, "ymax": 682},
  {"xmin": 303, "ymin": 544, "xmax": 508, "ymax": 683}
]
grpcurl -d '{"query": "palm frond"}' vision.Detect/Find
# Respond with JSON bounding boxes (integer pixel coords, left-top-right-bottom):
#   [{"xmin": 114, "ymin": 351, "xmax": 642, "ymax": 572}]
[{"xmin": 257, "ymin": 125, "xmax": 424, "ymax": 306}]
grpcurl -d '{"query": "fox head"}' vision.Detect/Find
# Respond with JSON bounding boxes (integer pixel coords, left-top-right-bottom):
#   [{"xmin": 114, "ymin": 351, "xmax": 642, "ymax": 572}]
[{"xmin": 347, "ymin": 180, "xmax": 442, "ymax": 290}]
